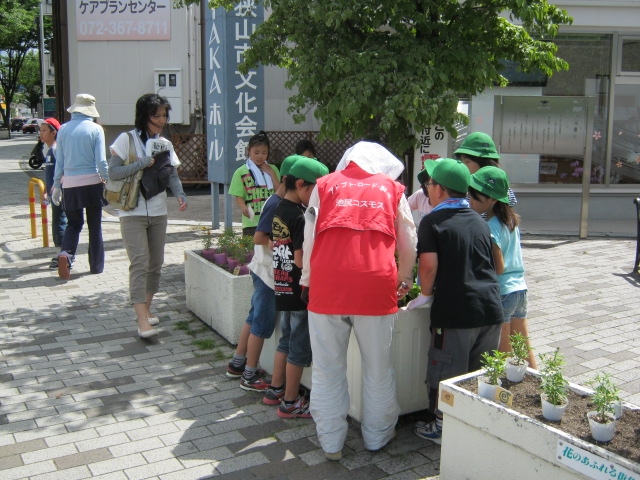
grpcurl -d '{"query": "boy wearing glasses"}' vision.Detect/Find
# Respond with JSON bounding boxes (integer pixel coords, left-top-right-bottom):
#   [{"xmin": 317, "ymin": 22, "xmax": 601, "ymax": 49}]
[{"xmin": 407, "ymin": 158, "xmax": 503, "ymax": 445}]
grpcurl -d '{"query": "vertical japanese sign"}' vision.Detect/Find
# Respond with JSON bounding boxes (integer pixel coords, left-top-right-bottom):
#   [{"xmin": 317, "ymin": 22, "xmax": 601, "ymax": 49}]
[
  {"xmin": 75, "ymin": 0, "xmax": 171, "ymax": 41},
  {"xmin": 205, "ymin": 2, "xmax": 264, "ymax": 184},
  {"xmin": 413, "ymin": 126, "xmax": 449, "ymax": 190}
]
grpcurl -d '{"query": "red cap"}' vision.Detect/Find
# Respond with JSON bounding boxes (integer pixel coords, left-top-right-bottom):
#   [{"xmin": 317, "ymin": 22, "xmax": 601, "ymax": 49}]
[{"xmin": 44, "ymin": 118, "xmax": 61, "ymax": 131}]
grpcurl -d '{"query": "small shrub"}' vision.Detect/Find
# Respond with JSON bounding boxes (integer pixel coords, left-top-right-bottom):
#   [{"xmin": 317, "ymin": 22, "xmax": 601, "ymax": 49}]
[
  {"xmin": 539, "ymin": 348, "xmax": 568, "ymax": 406},
  {"xmin": 509, "ymin": 332, "xmax": 532, "ymax": 366},
  {"xmin": 587, "ymin": 372, "xmax": 620, "ymax": 423},
  {"xmin": 480, "ymin": 350, "xmax": 508, "ymax": 385}
]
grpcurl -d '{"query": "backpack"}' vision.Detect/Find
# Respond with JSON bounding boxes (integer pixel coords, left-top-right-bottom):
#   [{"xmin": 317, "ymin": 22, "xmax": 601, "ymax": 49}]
[{"xmin": 104, "ymin": 132, "xmax": 143, "ymax": 211}]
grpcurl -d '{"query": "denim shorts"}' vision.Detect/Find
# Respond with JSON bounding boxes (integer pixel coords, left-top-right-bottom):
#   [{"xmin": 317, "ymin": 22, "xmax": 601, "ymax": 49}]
[
  {"xmin": 276, "ymin": 310, "xmax": 312, "ymax": 367},
  {"xmin": 245, "ymin": 272, "xmax": 276, "ymax": 339},
  {"xmin": 501, "ymin": 290, "xmax": 528, "ymax": 324}
]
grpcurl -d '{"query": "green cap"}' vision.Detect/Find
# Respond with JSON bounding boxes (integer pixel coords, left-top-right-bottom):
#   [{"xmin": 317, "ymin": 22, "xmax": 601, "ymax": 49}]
[
  {"xmin": 469, "ymin": 166, "xmax": 510, "ymax": 204},
  {"xmin": 417, "ymin": 158, "xmax": 442, "ymax": 185},
  {"xmin": 288, "ymin": 157, "xmax": 329, "ymax": 184},
  {"xmin": 280, "ymin": 154, "xmax": 308, "ymax": 177},
  {"xmin": 454, "ymin": 132, "xmax": 500, "ymax": 159},
  {"xmin": 424, "ymin": 158, "xmax": 470, "ymax": 194}
]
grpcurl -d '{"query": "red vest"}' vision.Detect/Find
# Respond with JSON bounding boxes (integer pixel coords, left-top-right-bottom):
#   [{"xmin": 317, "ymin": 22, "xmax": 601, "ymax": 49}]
[
  {"xmin": 316, "ymin": 163, "xmax": 404, "ymax": 237},
  {"xmin": 309, "ymin": 163, "xmax": 405, "ymax": 315}
]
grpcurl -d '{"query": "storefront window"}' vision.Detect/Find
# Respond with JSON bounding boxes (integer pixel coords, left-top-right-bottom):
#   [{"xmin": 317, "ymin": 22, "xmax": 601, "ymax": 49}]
[
  {"xmin": 610, "ymin": 83, "xmax": 640, "ymax": 184},
  {"xmin": 540, "ymin": 35, "xmax": 612, "ymax": 185}
]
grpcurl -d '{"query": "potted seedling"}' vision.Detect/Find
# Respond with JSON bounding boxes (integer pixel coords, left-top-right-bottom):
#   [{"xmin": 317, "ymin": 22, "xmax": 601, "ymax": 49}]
[
  {"xmin": 586, "ymin": 372, "xmax": 621, "ymax": 442},
  {"xmin": 505, "ymin": 332, "xmax": 532, "ymax": 382},
  {"xmin": 539, "ymin": 348, "xmax": 568, "ymax": 421},
  {"xmin": 241, "ymin": 234, "xmax": 255, "ymax": 264},
  {"xmin": 478, "ymin": 350, "xmax": 507, "ymax": 400},
  {"xmin": 213, "ymin": 228, "xmax": 237, "ymax": 265},
  {"xmin": 200, "ymin": 228, "xmax": 217, "ymax": 261}
]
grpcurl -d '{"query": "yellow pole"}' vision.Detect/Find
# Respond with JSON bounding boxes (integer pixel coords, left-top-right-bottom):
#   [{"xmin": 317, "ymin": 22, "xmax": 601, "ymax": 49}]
[{"xmin": 28, "ymin": 178, "xmax": 49, "ymax": 247}]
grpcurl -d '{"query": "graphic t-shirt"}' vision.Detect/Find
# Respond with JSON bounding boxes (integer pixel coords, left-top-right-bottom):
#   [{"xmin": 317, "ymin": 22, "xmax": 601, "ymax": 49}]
[
  {"xmin": 272, "ymin": 198, "xmax": 306, "ymax": 311},
  {"xmin": 229, "ymin": 163, "xmax": 280, "ymax": 228}
]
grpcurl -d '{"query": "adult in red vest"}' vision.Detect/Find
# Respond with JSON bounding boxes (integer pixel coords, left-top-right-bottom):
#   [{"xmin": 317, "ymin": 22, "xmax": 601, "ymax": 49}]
[{"xmin": 301, "ymin": 141, "xmax": 417, "ymax": 460}]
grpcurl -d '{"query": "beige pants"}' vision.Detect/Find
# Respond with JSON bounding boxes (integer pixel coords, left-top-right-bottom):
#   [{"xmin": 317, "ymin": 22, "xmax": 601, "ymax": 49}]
[{"xmin": 120, "ymin": 215, "xmax": 167, "ymax": 304}]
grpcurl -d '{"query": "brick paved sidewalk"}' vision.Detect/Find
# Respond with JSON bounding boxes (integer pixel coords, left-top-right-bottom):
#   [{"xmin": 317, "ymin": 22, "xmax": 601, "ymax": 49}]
[{"xmin": 1, "ymin": 136, "xmax": 639, "ymax": 479}]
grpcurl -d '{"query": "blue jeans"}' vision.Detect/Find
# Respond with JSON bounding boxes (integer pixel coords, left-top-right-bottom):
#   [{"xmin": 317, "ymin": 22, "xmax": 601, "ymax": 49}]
[
  {"xmin": 245, "ymin": 272, "xmax": 276, "ymax": 339},
  {"xmin": 277, "ymin": 310, "xmax": 312, "ymax": 367},
  {"xmin": 51, "ymin": 203, "xmax": 67, "ymax": 247},
  {"xmin": 501, "ymin": 290, "xmax": 528, "ymax": 323}
]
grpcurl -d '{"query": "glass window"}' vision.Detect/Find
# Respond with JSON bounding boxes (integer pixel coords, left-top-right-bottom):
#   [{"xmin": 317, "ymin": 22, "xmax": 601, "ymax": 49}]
[
  {"xmin": 621, "ymin": 38, "xmax": 640, "ymax": 74},
  {"xmin": 539, "ymin": 35, "xmax": 612, "ymax": 185},
  {"xmin": 610, "ymin": 83, "xmax": 640, "ymax": 184}
]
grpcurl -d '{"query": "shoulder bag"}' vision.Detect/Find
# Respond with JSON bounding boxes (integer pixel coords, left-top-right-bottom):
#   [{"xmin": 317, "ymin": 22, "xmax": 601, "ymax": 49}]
[{"xmin": 104, "ymin": 132, "xmax": 143, "ymax": 211}]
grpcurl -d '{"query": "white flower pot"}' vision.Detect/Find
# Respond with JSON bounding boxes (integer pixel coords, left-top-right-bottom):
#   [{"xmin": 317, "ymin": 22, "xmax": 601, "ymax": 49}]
[
  {"xmin": 541, "ymin": 393, "xmax": 568, "ymax": 421},
  {"xmin": 184, "ymin": 249, "xmax": 253, "ymax": 344},
  {"xmin": 505, "ymin": 358, "xmax": 528, "ymax": 382},
  {"xmin": 587, "ymin": 411, "xmax": 617, "ymax": 443},
  {"xmin": 612, "ymin": 400, "xmax": 623, "ymax": 420},
  {"xmin": 477, "ymin": 376, "xmax": 502, "ymax": 401},
  {"xmin": 438, "ymin": 369, "xmax": 640, "ymax": 480}
]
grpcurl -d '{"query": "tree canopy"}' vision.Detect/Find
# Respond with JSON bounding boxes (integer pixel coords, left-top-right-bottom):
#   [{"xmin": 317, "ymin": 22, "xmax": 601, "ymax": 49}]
[
  {"xmin": 179, "ymin": 0, "xmax": 572, "ymax": 155},
  {"xmin": 0, "ymin": 0, "xmax": 48, "ymax": 127}
]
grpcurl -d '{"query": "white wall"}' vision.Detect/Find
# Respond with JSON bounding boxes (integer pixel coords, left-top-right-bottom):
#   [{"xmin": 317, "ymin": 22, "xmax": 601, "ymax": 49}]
[{"xmin": 66, "ymin": 5, "xmax": 200, "ymax": 127}]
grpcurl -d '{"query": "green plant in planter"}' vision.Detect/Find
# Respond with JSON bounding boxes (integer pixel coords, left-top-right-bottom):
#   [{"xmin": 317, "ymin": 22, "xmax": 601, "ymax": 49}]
[
  {"xmin": 202, "ymin": 229, "xmax": 213, "ymax": 250},
  {"xmin": 509, "ymin": 332, "xmax": 532, "ymax": 366},
  {"xmin": 539, "ymin": 348, "xmax": 568, "ymax": 406},
  {"xmin": 480, "ymin": 350, "xmax": 508, "ymax": 385},
  {"xmin": 240, "ymin": 234, "xmax": 254, "ymax": 255},
  {"xmin": 587, "ymin": 372, "xmax": 621, "ymax": 423},
  {"xmin": 216, "ymin": 228, "xmax": 238, "ymax": 255}
]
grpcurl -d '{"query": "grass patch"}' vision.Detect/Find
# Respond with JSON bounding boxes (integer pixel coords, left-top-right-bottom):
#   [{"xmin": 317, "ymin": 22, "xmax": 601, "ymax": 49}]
[{"xmin": 191, "ymin": 338, "xmax": 216, "ymax": 350}]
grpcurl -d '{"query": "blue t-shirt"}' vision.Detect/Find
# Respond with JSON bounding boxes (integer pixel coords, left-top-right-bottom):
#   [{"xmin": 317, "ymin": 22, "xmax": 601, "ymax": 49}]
[
  {"xmin": 488, "ymin": 216, "xmax": 527, "ymax": 295},
  {"xmin": 256, "ymin": 193, "xmax": 282, "ymax": 235}
]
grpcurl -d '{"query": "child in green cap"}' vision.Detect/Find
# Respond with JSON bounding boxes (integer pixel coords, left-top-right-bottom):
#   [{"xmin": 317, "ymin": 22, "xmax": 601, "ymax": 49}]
[
  {"xmin": 270, "ymin": 157, "xmax": 329, "ymax": 418},
  {"xmin": 454, "ymin": 132, "xmax": 517, "ymax": 207},
  {"xmin": 407, "ymin": 158, "xmax": 503, "ymax": 444},
  {"xmin": 468, "ymin": 166, "xmax": 536, "ymax": 368}
]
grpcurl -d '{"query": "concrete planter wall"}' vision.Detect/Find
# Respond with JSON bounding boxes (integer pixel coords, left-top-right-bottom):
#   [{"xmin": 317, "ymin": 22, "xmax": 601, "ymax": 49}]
[
  {"xmin": 438, "ymin": 369, "xmax": 640, "ymax": 480},
  {"xmin": 260, "ymin": 307, "xmax": 430, "ymax": 423},
  {"xmin": 184, "ymin": 249, "xmax": 252, "ymax": 344}
]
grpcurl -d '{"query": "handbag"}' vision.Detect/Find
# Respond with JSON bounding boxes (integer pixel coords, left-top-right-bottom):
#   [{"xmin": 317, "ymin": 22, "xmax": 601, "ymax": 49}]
[{"xmin": 104, "ymin": 132, "xmax": 143, "ymax": 211}]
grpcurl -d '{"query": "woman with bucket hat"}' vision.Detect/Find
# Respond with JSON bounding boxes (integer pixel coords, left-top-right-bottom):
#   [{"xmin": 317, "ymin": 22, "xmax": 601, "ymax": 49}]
[
  {"xmin": 468, "ymin": 166, "xmax": 536, "ymax": 368},
  {"xmin": 52, "ymin": 94, "xmax": 109, "ymax": 280}
]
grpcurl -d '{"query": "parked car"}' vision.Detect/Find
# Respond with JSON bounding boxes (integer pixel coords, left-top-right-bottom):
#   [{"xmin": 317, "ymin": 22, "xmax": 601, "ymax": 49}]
[
  {"xmin": 22, "ymin": 118, "xmax": 42, "ymax": 134},
  {"xmin": 10, "ymin": 118, "xmax": 26, "ymax": 132}
]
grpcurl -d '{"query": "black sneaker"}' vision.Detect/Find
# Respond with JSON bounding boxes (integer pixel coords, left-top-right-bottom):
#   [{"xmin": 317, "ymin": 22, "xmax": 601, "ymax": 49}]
[
  {"xmin": 239, "ymin": 369, "xmax": 269, "ymax": 392},
  {"xmin": 263, "ymin": 387, "xmax": 285, "ymax": 405},
  {"xmin": 277, "ymin": 395, "xmax": 312, "ymax": 419},
  {"xmin": 49, "ymin": 257, "xmax": 58, "ymax": 269},
  {"xmin": 225, "ymin": 360, "xmax": 246, "ymax": 379}
]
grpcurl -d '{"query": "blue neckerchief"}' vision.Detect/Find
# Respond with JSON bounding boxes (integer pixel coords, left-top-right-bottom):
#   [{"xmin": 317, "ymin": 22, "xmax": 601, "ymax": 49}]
[{"xmin": 431, "ymin": 198, "xmax": 470, "ymax": 213}]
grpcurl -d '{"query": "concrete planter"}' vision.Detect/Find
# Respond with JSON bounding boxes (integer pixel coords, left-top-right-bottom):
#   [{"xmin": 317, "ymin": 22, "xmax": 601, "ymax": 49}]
[
  {"xmin": 438, "ymin": 369, "xmax": 640, "ymax": 480},
  {"xmin": 184, "ymin": 249, "xmax": 252, "ymax": 344},
  {"xmin": 260, "ymin": 306, "xmax": 430, "ymax": 423}
]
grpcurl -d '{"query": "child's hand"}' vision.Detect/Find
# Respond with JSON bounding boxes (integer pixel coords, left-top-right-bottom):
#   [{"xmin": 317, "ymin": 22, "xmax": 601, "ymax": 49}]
[{"xmin": 241, "ymin": 207, "xmax": 250, "ymax": 218}]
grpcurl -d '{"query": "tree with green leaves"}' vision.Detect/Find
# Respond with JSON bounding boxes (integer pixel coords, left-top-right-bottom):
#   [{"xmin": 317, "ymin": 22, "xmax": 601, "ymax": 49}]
[
  {"xmin": 178, "ymin": 0, "xmax": 571, "ymax": 156},
  {"xmin": 18, "ymin": 52, "xmax": 43, "ymax": 111},
  {"xmin": 0, "ymin": 0, "xmax": 47, "ymax": 131}
]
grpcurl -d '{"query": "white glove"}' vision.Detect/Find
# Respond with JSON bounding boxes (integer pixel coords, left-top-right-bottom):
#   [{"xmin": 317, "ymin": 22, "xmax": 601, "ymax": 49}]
[
  {"xmin": 406, "ymin": 293, "xmax": 433, "ymax": 310},
  {"xmin": 52, "ymin": 187, "xmax": 62, "ymax": 206}
]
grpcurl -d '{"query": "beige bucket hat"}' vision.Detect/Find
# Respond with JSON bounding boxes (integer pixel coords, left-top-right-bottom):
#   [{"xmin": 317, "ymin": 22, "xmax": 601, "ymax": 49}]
[{"xmin": 67, "ymin": 93, "xmax": 100, "ymax": 117}]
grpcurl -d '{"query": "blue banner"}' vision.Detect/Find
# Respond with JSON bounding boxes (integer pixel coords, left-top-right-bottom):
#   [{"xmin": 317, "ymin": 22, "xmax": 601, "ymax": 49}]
[{"xmin": 204, "ymin": 3, "xmax": 265, "ymax": 184}]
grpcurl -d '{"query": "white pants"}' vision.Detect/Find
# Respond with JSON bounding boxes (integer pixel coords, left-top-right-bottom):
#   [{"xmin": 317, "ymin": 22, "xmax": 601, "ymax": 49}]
[{"xmin": 308, "ymin": 312, "xmax": 400, "ymax": 453}]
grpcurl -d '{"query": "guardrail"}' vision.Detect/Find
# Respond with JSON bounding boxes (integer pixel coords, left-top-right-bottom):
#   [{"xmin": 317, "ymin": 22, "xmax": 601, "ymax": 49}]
[{"xmin": 28, "ymin": 177, "xmax": 49, "ymax": 247}]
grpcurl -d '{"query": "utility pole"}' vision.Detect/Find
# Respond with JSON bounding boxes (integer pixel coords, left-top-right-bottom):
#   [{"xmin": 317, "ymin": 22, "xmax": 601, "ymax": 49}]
[{"xmin": 39, "ymin": 1, "xmax": 46, "ymax": 115}]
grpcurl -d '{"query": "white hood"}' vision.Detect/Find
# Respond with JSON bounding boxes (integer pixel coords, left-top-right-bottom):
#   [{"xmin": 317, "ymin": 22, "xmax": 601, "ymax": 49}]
[{"xmin": 335, "ymin": 141, "xmax": 405, "ymax": 180}]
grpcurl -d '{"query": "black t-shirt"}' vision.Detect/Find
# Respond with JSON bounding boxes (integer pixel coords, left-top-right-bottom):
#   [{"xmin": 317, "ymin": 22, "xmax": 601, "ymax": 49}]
[
  {"xmin": 272, "ymin": 198, "xmax": 306, "ymax": 311},
  {"xmin": 418, "ymin": 207, "xmax": 503, "ymax": 329}
]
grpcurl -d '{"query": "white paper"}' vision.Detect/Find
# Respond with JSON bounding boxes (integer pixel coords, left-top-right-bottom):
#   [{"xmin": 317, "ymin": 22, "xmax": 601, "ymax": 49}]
[
  {"xmin": 247, "ymin": 205, "xmax": 255, "ymax": 220},
  {"xmin": 146, "ymin": 137, "xmax": 172, "ymax": 157}
]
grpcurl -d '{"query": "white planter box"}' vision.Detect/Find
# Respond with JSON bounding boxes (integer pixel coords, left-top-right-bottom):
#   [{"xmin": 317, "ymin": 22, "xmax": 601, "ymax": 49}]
[
  {"xmin": 260, "ymin": 307, "xmax": 431, "ymax": 422},
  {"xmin": 438, "ymin": 370, "xmax": 640, "ymax": 480},
  {"xmin": 184, "ymin": 249, "xmax": 252, "ymax": 344}
]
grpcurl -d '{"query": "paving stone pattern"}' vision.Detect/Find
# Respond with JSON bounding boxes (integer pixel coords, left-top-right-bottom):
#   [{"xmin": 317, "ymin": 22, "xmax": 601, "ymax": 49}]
[{"xmin": 1, "ymin": 136, "xmax": 639, "ymax": 479}]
